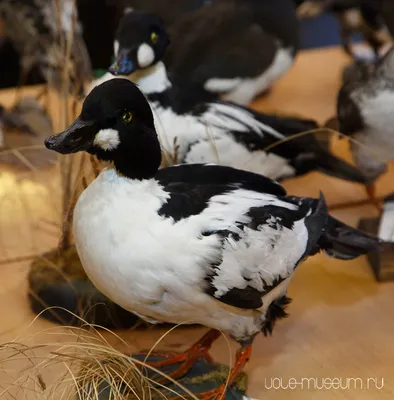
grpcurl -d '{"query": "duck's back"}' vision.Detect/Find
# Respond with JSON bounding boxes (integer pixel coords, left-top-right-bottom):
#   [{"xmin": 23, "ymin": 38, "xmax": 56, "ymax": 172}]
[{"xmin": 165, "ymin": 0, "xmax": 299, "ymax": 89}]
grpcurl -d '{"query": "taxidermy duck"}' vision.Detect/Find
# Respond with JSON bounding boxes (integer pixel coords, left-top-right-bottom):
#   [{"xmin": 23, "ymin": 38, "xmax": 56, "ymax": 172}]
[
  {"xmin": 0, "ymin": 0, "xmax": 91, "ymax": 95},
  {"xmin": 336, "ymin": 45, "xmax": 394, "ymax": 208},
  {"xmin": 97, "ymin": 10, "xmax": 369, "ymax": 185},
  {"xmin": 297, "ymin": 0, "xmax": 392, "ymax": 61},
  {"xmin": 110, "ymin": 0, "xmax": 299, "ymax": 106},
  {"xmin": 45, "ymin": 79, "xmax": 379, "ymax": 399}
]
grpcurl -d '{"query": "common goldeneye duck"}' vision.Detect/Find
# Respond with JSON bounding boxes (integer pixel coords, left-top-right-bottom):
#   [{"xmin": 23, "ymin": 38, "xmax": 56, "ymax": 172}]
[
  {"xmin": 96, "ymin": 10, "xmax": 369, "ymax": 185},
  {"xmin": 109, "ymin": 0, "xmax": 299, "ymax": 106},
  {"xmin": 336, "ymin": 46, "xmax": 394, "ymax": 209},
  {"xmin": 45, "ymin": 79, "xmax": 379, "ymax": 399}
]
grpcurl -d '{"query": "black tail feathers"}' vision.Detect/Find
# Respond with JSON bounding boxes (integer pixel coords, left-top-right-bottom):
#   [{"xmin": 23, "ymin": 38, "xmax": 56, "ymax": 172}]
[
  {"xmin": 319, "ymin": 215, "xmax": 380, "ymax": 260},
  {"xmin": 303, "ymin": 192, "xmax": 380, "ymax": 260},
  {"xmin": 314, "ymin": 150, "xmax": 368, "ymax": 185}
]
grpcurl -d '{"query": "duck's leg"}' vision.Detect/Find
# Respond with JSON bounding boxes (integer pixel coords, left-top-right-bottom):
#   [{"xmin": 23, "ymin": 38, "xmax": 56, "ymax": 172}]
[
  {"xmin": 141, "ymin": 329, "xmax": 221, "ymax": 379},
  {"xmin": 176, "ymin": 343, "xmax": 253, "ymax": 400},
  {"xmin": 366, "ymin": 183, "xmax": 382, "ymax": 213}
]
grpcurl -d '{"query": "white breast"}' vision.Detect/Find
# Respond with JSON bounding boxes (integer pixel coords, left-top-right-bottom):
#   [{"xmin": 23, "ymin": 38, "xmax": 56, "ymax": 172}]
[{"xmin": 359, "ymin": 90, "xmax": 394, "ymax": 162}]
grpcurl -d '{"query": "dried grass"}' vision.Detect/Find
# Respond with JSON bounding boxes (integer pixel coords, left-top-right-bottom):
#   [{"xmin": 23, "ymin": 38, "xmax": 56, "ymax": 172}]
[{"xmin": 0, "ymin": 313, "xmax": 206, "ymax": 400}]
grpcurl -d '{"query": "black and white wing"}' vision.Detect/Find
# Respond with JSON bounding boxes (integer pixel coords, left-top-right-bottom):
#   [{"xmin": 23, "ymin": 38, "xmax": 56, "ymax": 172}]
[
  {"xmin": 154, "ymin": 164, "xmax": 324, "ymax": 310},
  {"xmin": 195, "ymin": 101, "xmax": 368, "ymax": 183},
  {"xmin": 155, "ymin": 163, "xmax": 286, "ymax": 221}
]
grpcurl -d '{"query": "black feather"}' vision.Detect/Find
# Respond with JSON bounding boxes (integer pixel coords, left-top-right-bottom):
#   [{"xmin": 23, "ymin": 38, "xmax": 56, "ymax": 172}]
[
  {"xmin": 156, "ymin": 163, "xmax": 286, "ymax": 221},
  {"xmin": 319, "ymin": 216, "xmax": 380, "ymax": 260},
  {"xmin": 262, "ymin": 295, "xmax": 292, "ymax": 336}
]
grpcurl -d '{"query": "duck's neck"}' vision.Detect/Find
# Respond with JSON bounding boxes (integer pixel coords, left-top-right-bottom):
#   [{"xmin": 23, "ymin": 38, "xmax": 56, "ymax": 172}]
[
  {"xmin": 96, "ymin": 127, "xmax": 162, "ymax": 181},
  {"xmin": 130, "ymin": 62, "xmax": 172, "ymax": 95}
]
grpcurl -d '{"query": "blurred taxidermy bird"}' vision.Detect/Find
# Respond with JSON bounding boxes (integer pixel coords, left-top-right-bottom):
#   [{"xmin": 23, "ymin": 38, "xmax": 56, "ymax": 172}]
[
  {"xmin": 0, "ymin": 98, "xmax": 56, "ymax": 169},
  {"xmin": 111, "ymin": 0, "xmax": 300, "ymax": 105},
  {"xmin": 94, "ymin": 10, "xmax": 369, "ymax": 186},
  {"xmin": 297, "ymin": 0, "xmax": 392, "ymax": 61},
  {"xmin": 45, "ymin": 78, "xmax": 380, "ymax": 400},
  {"xmin": 336, "ymin": 46, "xmax": 394, "ymax": 210},
  {"xmin": 0, "ymin": 0, "xmax": 92, "ymax": 96}
]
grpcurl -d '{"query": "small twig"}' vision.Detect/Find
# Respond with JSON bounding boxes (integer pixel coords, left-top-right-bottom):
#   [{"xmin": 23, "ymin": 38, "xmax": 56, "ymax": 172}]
[
  {"xmin": 58, "ymin": 154, "xmax": 86, "ymax": 251},
  {"xmin": 10, "ymin": 149, "xmax": 38, "ymax": 172},
  {"xmin": 90, "ymin": 155, "xmax": 100, "ymax": 178}
]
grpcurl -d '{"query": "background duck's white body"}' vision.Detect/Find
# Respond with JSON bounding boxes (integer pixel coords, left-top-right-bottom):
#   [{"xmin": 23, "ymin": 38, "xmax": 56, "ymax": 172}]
[
  {"xmin": 152, "ymin": 100, "xmax": 296, "ymax": 180},
  {"xmin": 73, "ymin": 167, "xmax": 307, "ymax": 340},
  {"xmin": 206, "ymin": 47, "xmax": 294, "ymax": 105}
]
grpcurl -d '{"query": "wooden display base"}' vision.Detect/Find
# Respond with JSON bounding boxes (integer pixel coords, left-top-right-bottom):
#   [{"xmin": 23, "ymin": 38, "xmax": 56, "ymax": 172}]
[
  {"xmin": 358, "ymin": 195, "xmax": 394, "ymax": 282},
  {"xmin": 80, "ymin": 354, "xmax": 249, "ymax": 400}
]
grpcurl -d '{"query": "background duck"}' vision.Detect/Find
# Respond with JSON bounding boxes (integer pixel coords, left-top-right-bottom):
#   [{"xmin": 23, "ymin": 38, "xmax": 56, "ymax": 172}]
[
  {"xmin": 0, "ymin": 0, "xmax": 91, "ymax": 95},
  {"xmin": 114, "ymin": 0, "xmax": 299, "ymax": 105},
  {"xmin": 45, "ymin": 78, "xmax": 380, "ymax": 400},
  {"xmin": 123, "ymin": 0, "xmax": 211, "ymax": 27},
  {"xmin": 336, "ymin": 45, "xmax": 394, "ymax": 209},
  {"xmin": 103, "ymin": 10, "xmax": 368, "ymax": 186},
  {"xmin": 297, "ymin": 0, "xmax": 392, "ymax": 61}
]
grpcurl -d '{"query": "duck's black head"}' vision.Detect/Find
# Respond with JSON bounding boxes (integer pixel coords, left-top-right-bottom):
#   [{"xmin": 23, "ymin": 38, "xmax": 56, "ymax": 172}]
[
  {"xmin": 109, "ymin": 10, "xmax": 170, "ymax": 76},
  {"xmin": 45, "ymin": 79, "xmax": 162, "ymax": 179}
]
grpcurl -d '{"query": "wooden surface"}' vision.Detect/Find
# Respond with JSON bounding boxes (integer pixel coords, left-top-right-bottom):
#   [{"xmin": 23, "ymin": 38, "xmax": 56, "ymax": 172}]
[{"xmin": 0, "ymin": 46, "xmax": 393, "ymax": 399}]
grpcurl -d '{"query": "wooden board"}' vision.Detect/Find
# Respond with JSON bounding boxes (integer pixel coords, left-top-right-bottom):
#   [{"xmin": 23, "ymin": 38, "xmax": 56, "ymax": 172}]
[{"xmin": 0, "ymin": 46, "xmax": 393, "ymax": 399}]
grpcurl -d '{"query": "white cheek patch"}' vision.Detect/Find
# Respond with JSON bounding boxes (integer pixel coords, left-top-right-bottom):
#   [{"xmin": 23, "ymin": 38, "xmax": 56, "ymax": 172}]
[
  {"xmin": 114, "ymin": 40, "xmax": 119, "ymax": 57},
  {"xmin": 94, "ymin": 129, "xmax": 120, "ymax": 151},
  {"xmin": 137, "ymin": 43, "xmax": 155, "ymax": 68}
]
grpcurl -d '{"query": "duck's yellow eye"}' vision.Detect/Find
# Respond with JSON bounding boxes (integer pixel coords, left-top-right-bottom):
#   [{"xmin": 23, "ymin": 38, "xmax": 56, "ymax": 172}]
[
  {"xmin": 122, "ymin": 111, "xmax": 133, "ymax": 124},
  {"xmin": 151, "ymin": 32, "xmax": 158, "ymax": 44}
]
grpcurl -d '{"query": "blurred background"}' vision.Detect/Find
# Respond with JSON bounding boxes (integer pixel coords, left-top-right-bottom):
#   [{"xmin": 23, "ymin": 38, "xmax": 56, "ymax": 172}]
[{"xmin": 1, "ymin": 0, "xmax": 394, "ymax": 89}]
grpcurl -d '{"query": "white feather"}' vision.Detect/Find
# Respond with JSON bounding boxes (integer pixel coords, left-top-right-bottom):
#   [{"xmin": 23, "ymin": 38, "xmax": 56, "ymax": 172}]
[
  {"xmin": 204, "ymin": 78, "xmax": 242, "ymax": 93},
  {"xmin": 137, "ymin": 43, "xmax": 155, "ymax": 68},
  {"xmin": 358, "ymin": 89, "xmax": 394, "ymax": 159},
  {"xmin": 94, "ymin": 129, "xmax": 120, "ymax": 151},
  {"xmin": 205, "ymin": 47, "xmax": 294, "ymax": 105}
]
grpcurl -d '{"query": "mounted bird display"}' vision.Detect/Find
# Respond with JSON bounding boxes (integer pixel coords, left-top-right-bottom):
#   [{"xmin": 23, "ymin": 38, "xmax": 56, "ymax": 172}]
[
  {"xmin": 297, "ymin": 0, "xmax": 392, "ymax": 61},
  {"xmin": 335, "ymin": 45, "xmax": 394, "ymax": 209},
  {"xmin": 113, "ymin": 0, "xmax": 300, "ymax": 105},
  {"xmin": 0, "ymin": 0, "xmax": 92, "ymax": 95},
  {"xmin": 45, "ymin": 78, "xmax": 380, "ymax": 400},
  {"xmin": 95, "ymin": 10, "xmax": 368, "ymax": 186}
]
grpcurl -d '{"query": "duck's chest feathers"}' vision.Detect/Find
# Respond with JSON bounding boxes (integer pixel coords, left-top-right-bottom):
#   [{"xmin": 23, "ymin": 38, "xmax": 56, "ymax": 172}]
[{"xmin": 72, "ymin": 169, "xmax": 221, "ymax": 312}]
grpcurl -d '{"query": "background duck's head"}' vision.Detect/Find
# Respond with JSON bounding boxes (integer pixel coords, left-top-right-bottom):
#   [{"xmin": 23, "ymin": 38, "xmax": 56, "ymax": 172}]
[
  {"xmin": 109, "ymin": 10, "xmax": 170, "ymax": 76},
  {"xmin": 45, "ymin": 79, "xmax": 161, "ymax": 179}
]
